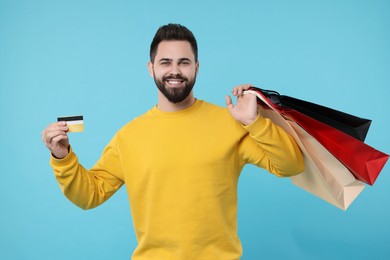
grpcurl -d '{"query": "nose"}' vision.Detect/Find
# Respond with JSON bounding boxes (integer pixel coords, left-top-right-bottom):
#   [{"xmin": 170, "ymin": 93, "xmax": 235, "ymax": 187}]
[{"xmin": 169, "ymin": 63, "xmax": 181, "ymax": 75}]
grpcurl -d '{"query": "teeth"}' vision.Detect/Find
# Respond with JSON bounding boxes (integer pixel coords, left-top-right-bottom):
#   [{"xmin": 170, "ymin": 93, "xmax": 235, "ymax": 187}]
[{"xmin": 167, "ymin": 80, "xmax": 182, "ymax": 84}]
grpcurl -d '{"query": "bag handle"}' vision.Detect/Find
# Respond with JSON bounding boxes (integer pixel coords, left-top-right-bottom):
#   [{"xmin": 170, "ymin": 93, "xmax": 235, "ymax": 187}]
[
  {"xmin": 244, "ymin": 87, "xmax": 283, "ymax": 113},
  {"xmin": 247, "ymin": 86, "xmax": 284, "ymax": 107}
]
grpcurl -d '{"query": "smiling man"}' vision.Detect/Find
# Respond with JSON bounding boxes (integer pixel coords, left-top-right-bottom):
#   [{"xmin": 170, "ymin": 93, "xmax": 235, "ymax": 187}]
[
  {"xmin": 148, "ymin": 30, "xmax": 199, "ymax": 110},
  {"xmin": 42, "ymin": 24, "xmax": 304, "ymax": 260},
  {"xmin": 150, "ymin": 41, "xmax": 197, "ymax": 105}
]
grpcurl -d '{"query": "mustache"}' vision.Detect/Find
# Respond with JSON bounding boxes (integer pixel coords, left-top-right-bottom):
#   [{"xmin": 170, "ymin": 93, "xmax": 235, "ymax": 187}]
[{"xmin": 163, "ymin": 75, "xmax": 188, "ymax": 81}]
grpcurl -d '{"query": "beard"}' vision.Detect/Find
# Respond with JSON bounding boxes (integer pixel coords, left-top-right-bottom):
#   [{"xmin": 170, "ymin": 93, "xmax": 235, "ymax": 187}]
[{"xmin": 153, "ymin": 74, "xmax": 196, "ymax": 104}]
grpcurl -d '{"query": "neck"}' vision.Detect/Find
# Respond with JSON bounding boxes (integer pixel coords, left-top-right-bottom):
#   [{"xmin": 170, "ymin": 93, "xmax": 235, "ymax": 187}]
[{"xmin": 157, "ymin": 91, "xmax": 196, "ymax": 112}]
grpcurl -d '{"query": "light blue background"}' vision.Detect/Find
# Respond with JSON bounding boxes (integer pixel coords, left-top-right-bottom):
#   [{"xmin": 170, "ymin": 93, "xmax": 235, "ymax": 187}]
[{"xmin": 1, "ymin": 0, "xmax": 389, "ymax": 259}]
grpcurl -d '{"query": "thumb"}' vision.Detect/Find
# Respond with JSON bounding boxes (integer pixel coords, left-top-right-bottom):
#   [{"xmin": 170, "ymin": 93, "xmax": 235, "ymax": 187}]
[{"xmin": 225, "ymin": 95, "xmax": 234, "ymax": 112}]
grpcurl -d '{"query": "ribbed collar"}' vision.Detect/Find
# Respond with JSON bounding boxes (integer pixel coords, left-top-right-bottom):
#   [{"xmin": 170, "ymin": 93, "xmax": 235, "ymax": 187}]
[{"xmin": 150, "ymin": 99, "xmax": 203, "ymax": 118}]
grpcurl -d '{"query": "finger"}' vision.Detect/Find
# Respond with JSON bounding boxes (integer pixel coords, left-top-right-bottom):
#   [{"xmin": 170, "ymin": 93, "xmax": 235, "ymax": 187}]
[
  {"xmin": 241, "ymin": 84, "xmax": 252, "ymax": 90},
  {"xmin": 232, "ymin": 87, "xmax": 238, "ymax": 96},
  {"xmin": 237, "ymin": 87, "xmax": 243, "ymax": 96},
  {"xmin": 51, "ymin": 134, "xmax": 68, "ymax": 145},
  {"xmin": 53, "ymin": 121, "xmax": 68, "ymax": 129},
  {"xmin": 225, "ymin": 95, "xmax": 234, "ymax": 112},
  {"xmin": 233, "ymin": 84, "xmax": 252, "ymax": 96},
  {"xmin": 43, "ymin": 128, "xmax": 68, "ymax": 144},
  {"xmin": 47, "ymin": 121, "xmax": 67, "ymax": 128},
  {"xmin": 44, "ymin": 130, "xmax": 68, "ymax": 146},
  {"xmin": 41, "ymin": 128, "xmax": 47, "ymax": 142},
  {"xmin": 44, "ymin": 122, "xmax": 67, "ymax": 134},
  {"xmin": 225, "ymin": 95, "xmax": 233, "ymax": 106},
  {"xmin": 233, "ymin": 87, "xmax": 244, "ymax": 96},
  {"xmin": 46, "ymin": 123, "xmax": 69, "ymax": 134},
  {"xmin": 232, "ymin": 85, "xmax": 243, "ymax": 96},
  {"xmin": 239, "ymin": 84, "xmax": 253, "ymax": 95},
  {"xmin": 43, "ymin": 121, "xmax": 68, "ymax": 142}
]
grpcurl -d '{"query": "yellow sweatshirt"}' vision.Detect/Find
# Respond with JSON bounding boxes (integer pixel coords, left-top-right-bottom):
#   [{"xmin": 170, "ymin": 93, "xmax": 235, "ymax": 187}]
[{"xmin": 50, "ymin": 99, "xmax": 304, "ymax": 260}]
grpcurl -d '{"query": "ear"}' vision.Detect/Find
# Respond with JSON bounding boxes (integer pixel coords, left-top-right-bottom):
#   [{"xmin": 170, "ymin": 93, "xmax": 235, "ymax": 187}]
[
  {"xmin": 147, "ymin": 61, "xmax": 154, "ymax": 78},
  {"xmin": 195, "ymin": 61, "xmax": 200, "ymax": 76}
]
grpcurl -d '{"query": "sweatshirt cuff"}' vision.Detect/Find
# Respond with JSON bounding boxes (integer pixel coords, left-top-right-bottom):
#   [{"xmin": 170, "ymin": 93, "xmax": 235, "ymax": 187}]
[
  {"xmin": 50, "ymin": 146, "xmax": 77, "ymax": 168},
  {"xmin": 242, "ymin": 114, "xmax": 270, "ymax": 136}
]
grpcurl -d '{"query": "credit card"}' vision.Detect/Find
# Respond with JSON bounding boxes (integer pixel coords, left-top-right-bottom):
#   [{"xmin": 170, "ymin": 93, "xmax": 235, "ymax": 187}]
[{"xmin": 57, "ymin": 115, "xmax": 84, "ymax": 132}]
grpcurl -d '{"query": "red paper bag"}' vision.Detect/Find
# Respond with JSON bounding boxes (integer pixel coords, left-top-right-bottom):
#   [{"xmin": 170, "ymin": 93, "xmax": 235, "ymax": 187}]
[{"xmin": 286, "ymin": 110, "xmax": 388, "ymax": 185}]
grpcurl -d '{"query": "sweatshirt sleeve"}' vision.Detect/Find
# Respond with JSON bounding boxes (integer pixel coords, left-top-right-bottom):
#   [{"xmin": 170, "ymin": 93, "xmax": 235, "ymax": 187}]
[
  {"xmin": 237, "ymin": 114, "xmax": 304, "ymax": 177},
  {"xmin": 50, "ymin": 135, "xmax": 124, "ymax": 210}
]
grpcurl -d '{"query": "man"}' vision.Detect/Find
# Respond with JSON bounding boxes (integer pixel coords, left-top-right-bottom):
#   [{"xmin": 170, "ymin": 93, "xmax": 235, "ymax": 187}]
[{"xmin": 42, "ymin": 24, "xmax": 304, "ymax": 260}]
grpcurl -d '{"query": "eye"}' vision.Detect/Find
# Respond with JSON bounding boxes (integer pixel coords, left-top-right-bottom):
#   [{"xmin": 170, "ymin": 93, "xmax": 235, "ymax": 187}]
[
  {"xmin": 160, "ymin": 61, "xmax": 170, "ymax": 66},
  {"xmin": 180, "ymin": 60, "xmax": 190, "ymax": 65}
]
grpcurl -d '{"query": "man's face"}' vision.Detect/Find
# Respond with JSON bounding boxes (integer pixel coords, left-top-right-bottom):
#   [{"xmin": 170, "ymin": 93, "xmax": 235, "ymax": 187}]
[{"xmin": 148, "ymin": 41, "xmax": 199, "ymax": 103}]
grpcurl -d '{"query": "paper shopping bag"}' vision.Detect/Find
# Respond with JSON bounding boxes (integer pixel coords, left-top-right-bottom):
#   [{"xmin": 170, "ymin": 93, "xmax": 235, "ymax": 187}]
[
  {"xmin": 244, "ymin": 89, "xmax": 365, "ymax": 210},
  {"xmin": 248, "ymin": 87, "xmax": 389, "ymax": 185},
  {"xmin": 255, "ymin": 88, "xmax": 372, "ymax": 141},
  {"xmin": 286, "ymin": 109, "xmax": 389, "ymax": 185}
]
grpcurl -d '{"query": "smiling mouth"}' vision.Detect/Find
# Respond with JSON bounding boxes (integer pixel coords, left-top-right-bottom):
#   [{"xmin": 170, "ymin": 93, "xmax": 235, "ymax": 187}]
[{"xmin": 165, "ymin": 78, "xmax": 185, "ymax": 86}]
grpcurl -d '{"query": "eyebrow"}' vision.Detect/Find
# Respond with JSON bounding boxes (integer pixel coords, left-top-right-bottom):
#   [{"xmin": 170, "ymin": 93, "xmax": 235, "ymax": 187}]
[
  {"xmin": 178, "ymin": 58, "xmax": 191, "ymax": 62},
  {"xmin": 158, "ymin": 58, "xmax": 192, "ymax": 63}
]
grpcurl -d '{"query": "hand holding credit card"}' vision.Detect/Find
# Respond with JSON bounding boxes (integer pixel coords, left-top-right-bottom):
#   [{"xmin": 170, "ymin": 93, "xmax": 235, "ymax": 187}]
[{"xmin": 57, "ymin": 115, "xmax": 84, "ymax": 132}]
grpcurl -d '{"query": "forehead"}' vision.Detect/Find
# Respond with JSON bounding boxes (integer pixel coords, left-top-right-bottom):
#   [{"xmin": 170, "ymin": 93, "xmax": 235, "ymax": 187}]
[{"xmin": 155, "ymin": 40, "xmax": 195, "ymax": 60}]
